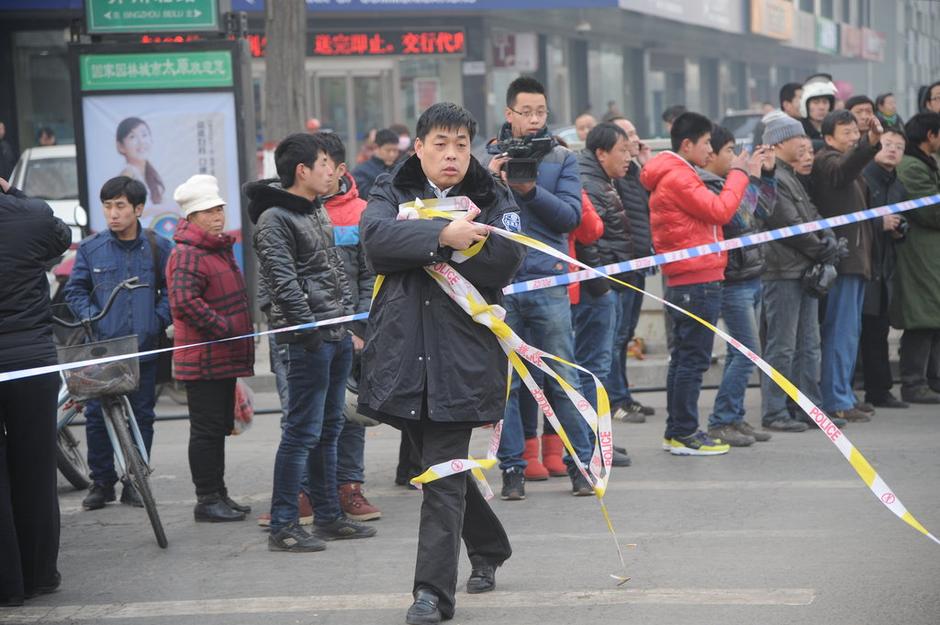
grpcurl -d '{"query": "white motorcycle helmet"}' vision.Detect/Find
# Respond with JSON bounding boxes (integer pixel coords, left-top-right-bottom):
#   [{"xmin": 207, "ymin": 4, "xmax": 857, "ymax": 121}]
[{"xmin": 800, "ymin": 73, "xmax": 838, "ymax": 119}]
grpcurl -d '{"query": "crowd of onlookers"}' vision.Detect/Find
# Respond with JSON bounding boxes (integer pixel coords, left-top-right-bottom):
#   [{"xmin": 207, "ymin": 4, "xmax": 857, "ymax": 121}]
[{"xmin": 3, "ymin": 71, "xmax": 940, "ymax": 613}]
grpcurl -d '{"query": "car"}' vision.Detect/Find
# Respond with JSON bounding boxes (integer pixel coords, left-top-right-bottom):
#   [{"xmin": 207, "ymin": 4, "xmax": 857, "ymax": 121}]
[
  {"xmin": 718, "ymin": 110, "xmax": 764, "ymax": 151},
  {"xmin": 9, "ymin": 144, "xmax": 87, "ymax": 245}
]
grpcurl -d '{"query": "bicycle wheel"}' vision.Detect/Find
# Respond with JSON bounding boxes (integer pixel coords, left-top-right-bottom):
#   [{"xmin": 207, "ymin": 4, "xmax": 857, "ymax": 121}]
[
  {"xmin": 106, "ymin": 400, "xmax": 168, "ymax": 549},
  {"xmin": 56, "ymin": 425, "xmax": 90, "ymax": 490}
]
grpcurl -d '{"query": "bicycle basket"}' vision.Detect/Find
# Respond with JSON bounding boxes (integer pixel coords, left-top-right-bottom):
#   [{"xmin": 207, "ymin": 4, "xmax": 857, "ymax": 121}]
[{"xmin": 56, "ymin": 335, "xmax": 140, "ymax": 400}]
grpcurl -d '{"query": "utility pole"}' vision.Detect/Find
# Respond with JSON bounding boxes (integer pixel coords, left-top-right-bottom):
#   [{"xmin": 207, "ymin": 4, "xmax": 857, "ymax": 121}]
[{"xmin": 263, "ymin": 0, "xmax": 306, "ymax": 145}]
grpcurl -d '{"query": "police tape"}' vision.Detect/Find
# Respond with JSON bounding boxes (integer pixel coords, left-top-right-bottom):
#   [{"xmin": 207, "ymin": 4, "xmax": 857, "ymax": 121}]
[
  {"xmin": 503, "ymin": 192, "xmax": 940, "ymax": 295},
  {"xmin": 1, "ymin": 192, "xmax": 938, "ymax": 550},
  {"xmin": 401, "ymin": 195, "xmax": 940, "ymax": 550}
]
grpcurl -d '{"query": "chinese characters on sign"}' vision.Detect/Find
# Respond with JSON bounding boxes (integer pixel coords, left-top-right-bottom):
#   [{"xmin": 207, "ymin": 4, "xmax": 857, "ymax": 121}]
[
  {"xmin": 309, "ymin": 30, "xmax": 465, "ymax": 57},
  {"xmin": 80, "ymin": 51, "xmax": 234, "ymax": 91}
]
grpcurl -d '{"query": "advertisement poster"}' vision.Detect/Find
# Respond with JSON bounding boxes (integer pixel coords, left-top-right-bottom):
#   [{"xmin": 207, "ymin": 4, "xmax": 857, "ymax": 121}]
[{"xmin": 81, "ymin": 92, "xmax": 241, "ymax": 241}]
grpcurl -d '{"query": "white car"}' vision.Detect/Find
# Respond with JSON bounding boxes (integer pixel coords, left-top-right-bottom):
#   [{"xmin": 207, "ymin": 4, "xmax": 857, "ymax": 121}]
[{"xmin": 9, "ymin": 144, "xmax": 87, "ymax": 245}]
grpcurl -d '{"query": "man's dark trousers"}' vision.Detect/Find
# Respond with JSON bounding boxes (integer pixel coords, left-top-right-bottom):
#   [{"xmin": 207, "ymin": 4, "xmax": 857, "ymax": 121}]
[{"xmin": 403, "ymin": 416, "xmax": 512, "ymax": 620}]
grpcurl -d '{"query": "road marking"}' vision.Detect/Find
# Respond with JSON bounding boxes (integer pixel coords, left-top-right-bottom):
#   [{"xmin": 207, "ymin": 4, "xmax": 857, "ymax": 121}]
[{"xmin": 0, "ymin": 588, "xmax": 815, "ymax": 622}]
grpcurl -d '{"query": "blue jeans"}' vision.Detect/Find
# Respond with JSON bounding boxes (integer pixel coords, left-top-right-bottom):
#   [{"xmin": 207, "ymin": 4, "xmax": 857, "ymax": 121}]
[
  {"xmin": 664, "ymin": 282, "xmax": 722, "ymax": 439},
  {"xmin": 499, "ymin": 286, "xmax": 593, "ymax": 474},
  {"xmin": 336, "ymin": 420, "xmax": 365, "ymax": 484},
  {"xmin": 270, "ymin": 338, "xmax": 352, "ymax": 532},
  {"xmin": 606, "ymin": 277, "xmax": 645, "ymax": 406},
  {"xmin": 572, "ymin": 290, "xmax": 616, "ymax": 411},
  {"xmin": 760, "ymin": 279, "xmax": 823, "ymax": 422},
  {"xmin": 268, "ymin": 334, "xmax": 289, "ymax": 420},
  {"xmin": 709, "ymin": 278, "xmax": 761, "ymax": 427},
  {"xmin": 821, "ymin": 275, "xmax": 866, "ymax": 412},
  {"xmin": 85, "ymin": 359, "xmax": 157, "ymax": 486}
]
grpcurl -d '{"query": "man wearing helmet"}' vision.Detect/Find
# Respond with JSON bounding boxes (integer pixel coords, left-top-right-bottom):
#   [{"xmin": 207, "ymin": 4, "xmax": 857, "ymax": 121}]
[{"xmin": 800, "ymin": 74, "xmax": 838, "ymax": 150}]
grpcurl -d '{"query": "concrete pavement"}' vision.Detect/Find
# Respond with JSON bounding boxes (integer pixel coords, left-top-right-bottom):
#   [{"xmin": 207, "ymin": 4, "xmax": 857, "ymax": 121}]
[{"xmin": 4, "ymin": 387, "xmax": 939, "ymax": 625}]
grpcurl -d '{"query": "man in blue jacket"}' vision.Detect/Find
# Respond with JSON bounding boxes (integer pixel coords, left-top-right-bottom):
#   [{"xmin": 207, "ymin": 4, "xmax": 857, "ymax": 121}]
[
  {"xmin": 486, "ymin": 76, "xmax": 593, "ymax": 500},
  {"xmin": 64, "ymin": 176, "xmax": 172, "ymax": 511}
]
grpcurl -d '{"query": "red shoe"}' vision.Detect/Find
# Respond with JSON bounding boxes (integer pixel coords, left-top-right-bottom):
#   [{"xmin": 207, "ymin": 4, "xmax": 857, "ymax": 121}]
[
  {"xmin": 522, "ymin": 437, "xmax": 549, "ymax": 481},
  {"xmin": 541, "ymin": 434, "xmax": 568, "ymax": 477},
  {"xmin": 338, "ymin": 483, "xmax": 381, "ymax": 521},
  {"xmin": 257, "ymin": 492, "xmax": 314, "ymax": 527}
]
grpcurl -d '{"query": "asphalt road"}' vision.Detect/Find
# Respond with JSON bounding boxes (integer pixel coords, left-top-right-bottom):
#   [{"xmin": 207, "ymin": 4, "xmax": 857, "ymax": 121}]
[{"xmin": 4, "ymin": 387, "xmax": 939, "ymax": 625}]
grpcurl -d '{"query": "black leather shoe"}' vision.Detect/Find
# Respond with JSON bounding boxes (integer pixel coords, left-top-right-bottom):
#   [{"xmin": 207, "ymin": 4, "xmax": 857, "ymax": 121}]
[
  {"xmin": 194, "ymin": 494, "xmax": 246, "ymax": 523},
  {"xmin": 406, "ymin": 588, "xmax": 442, "ymax": 625},
  {"xmin": 220, "ymin": 487, "xmax": 251, "ymax": 513},
  {"xmin": 466, "ymin": 561, "xmax": 497, "ymax": 594},
  {"xmin": 82, "ymin": 483, "xmax": 116, "ymax": 511},
  {"xmin": 120, "ymin": 481, "xmax": 144, "ymax": 508}
]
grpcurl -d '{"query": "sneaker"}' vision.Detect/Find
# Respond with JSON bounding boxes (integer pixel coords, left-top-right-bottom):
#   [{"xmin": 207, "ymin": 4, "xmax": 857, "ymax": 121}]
[
  {"xmin": 707, "ymin": 424, "xmax": 755, "ymax": 447},
  {"xmin": 614, "ymin": 445, "xmax": 627, "ymax": 454},
  {"xmin": 268, "ymin": 521, "xmax": 326, "ymax": 552},
  {"xmin": 762, "ymin": 417, "xmax": 809, "ymax": 432},
  {"xmin": 82, "ymin": 483, "xmax": 116, "ymax": 511},
  {"xmin": 611, "ymin": 448, "xmax": 632, "ymax": 467},
  {"xmin": 832, "ymin": 407, "xmax": 871, "ymax": 423},
  {"xmin": 668, "ymin": 431, "xmax": 731, "ymax": 456},
  {"xmin": 901, "ymin": 385, "xmax": 940, "ymax": 404},
  {"xmin": 312, "ymin": 516, "xmax": 378, "ymax": 541},
  {"xmin": 795, "ymin": 411, "xmax": 847, "ymax": 428},
  {"xmin": 734, "ymin": 420, "xmax": 771, "ymax": 442},
  {"xmin": 570, "ymin": 471, "xmax": 594, "ymax": 496},
  {"xmin": 613, "ymin": 402, "xmax": 646, "ymax": 423},
  {"xmin": 662, "ymin": 437, "xmax": 672, "ymax": 451},
  {"xmin": 855, "ymin": 401, "xmax": 876, "ymax": 415},
  {"xmin": 120, "ymin": 481, "xmax": 144, "ymax": 508},
  {"xmin": 634, "ymin": 401, "xmax": 656, "ymax": 416},
  {"xmin": 501, "ymin": 468, "xmax": 525, "ymax": 501},
  {"xmin": 338, "ymin": 483, "xmax": 381, "ymax": 521},
  {"xmin": 869, "ymin": 393, "xmax": 909, "ymax": 409}
]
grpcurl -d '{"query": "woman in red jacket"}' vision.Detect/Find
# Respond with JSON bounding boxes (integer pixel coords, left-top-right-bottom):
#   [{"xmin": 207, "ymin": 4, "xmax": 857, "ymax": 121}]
[{"xmin": 168, "ymin": 175, "xmax": 255, "ymax": 523}]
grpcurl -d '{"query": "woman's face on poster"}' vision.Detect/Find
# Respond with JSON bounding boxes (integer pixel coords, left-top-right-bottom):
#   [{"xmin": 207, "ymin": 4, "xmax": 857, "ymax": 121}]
[{"xmin": 117, "ymin": 123, "xmax": 153, "ymax": 162}]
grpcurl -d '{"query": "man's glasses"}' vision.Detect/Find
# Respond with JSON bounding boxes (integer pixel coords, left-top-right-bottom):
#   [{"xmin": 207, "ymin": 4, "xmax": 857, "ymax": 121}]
[{"xmin": 509, "ymin": 107, "xmax": 549, "ymax": 120}]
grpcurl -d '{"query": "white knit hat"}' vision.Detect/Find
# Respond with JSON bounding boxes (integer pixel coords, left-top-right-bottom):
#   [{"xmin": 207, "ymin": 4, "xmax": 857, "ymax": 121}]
[{"xmin": 173, "ymin": 174, "xmax": 226, "ymax": 217}]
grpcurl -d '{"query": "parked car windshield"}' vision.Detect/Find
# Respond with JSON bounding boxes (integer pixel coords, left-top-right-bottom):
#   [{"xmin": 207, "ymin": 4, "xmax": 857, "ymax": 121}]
[{"xmin": 22, "ymin": 157, "xmax": 78, "ymax": 201}]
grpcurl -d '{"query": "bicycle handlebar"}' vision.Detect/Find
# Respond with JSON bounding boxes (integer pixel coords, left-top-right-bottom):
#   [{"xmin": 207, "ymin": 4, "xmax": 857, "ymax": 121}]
[{"xmin": 52, "ymin": 277, "xmax": 150, "ymax": 329}]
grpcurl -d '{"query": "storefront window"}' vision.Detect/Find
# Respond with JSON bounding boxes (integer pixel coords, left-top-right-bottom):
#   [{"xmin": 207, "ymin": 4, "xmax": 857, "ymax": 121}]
[
  {"xmin": 588, "ymin": 42, "xmax": 624, "ymax": 123},
  {"xmin": 13, "ymin": 30, "xmax": 73, "ymax": 148},
  {"xmin": 400, "ymin": 58, "xmax": 463, "ymax": 137}
]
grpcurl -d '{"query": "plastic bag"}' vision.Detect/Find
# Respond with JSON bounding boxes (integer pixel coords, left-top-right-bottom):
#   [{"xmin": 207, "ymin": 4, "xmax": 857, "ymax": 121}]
[{"xmin": 232, "ymin": 379, "xmax": 254, "ymax": 435}]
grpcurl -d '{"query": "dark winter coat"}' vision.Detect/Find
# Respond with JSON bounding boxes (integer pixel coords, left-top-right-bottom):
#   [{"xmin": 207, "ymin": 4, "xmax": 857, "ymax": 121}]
[
  {"xmin": 0, "ymin": 185, "xmax": 71, "ymax": 372},
  {"xmin": 697, "ymin": 167, "xmax": 776, "ymax": 283},
  {"xmin": 484, "ymin": 124, "xmax": 581, "ymax": 282},
  {"xmin": 322, "ymin": 173, "xmax": 375, "ymax": 338},
  {"xmin": 618, "ymin": 161, "xmax": 653, "ymax": 260},
  {"xmin": 810, "ymin": 135, "xmax": 880, "ymax": 279},
  {"xmin": 801, "ymin": 118, "xmax": 825, "ymax": 151},
  {"xmin": 761, "ymin": 160, "xmax": 836, "ymax": 281},
  {"xmin": 576, "ymin": 149, "xmax": 632, "ymax": 293},
  {"xmin": 246, "ymin": 179, "xmax": 354, "ymax": 345},
  {"xmin": 891, "ymin": 145, "xmax": 940, "ymax": 329},
  {"xmin": 861, "ymin": 161, "xmax": 906, "ymax": 316},
  {"xmin": 358, "ymin": 154, "xmax": 524, "ymax": 426},
  {"xmin": 64, "ymin": 225, "xmax": 172, "ymax": 363},
  {"xmin": 167, "ymin": 219, "xmax": 254, "ymax": 381},
  {"xmin": 352, "ymin": 155, "xmax": 394, "ymax": 201}
]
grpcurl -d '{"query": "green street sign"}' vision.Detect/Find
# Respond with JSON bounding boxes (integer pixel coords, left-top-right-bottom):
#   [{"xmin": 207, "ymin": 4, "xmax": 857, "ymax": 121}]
[
  {"xmin": 86, "ymin": 0, "xmax": 220, "ymax": 34},
  {"xmin": 80, "ymin": 51, "xmax": 233, "ymax": 91}
]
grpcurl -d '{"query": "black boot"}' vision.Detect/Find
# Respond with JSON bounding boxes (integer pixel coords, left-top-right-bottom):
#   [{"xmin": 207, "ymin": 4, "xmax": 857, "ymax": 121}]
[
  {"xmin": 194, "ymin": 493, "xmax": 246, "ymax": 523},
  {"xmin": 82, "ymin": 483, "xmax": 115, "ymax": 511},
  {"xmin": 219, "ymin": 487, "xmax": 251, "ymax": 514}
]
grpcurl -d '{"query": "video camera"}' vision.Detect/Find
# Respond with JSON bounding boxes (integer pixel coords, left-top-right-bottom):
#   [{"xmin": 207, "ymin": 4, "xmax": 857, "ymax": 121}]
[{"xmin": 486, "ymin": 134, "xmax": 554, "ymax": 184}]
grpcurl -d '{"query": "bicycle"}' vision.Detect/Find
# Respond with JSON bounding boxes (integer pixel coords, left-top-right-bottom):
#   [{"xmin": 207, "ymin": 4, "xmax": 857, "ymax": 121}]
[
  {"xmin": 55, "ymin": 376, "xmax": 90, "ymax": 490},
  {"xmin": 53, "ymin": 277, "xmax": 168, "ymax": 549}
]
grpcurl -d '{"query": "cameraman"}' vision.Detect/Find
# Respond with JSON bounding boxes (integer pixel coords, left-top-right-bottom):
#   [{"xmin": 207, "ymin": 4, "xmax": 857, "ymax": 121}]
[{"xmin": 485, "ymin": 76, "xmax": 594, "ymax": 501}]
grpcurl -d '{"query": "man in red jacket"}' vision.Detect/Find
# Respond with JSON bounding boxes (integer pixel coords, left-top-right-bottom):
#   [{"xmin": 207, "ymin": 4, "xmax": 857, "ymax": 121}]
[{"xmin": 640, "ymin": 112, "xmax": 752, "ymax": 456}]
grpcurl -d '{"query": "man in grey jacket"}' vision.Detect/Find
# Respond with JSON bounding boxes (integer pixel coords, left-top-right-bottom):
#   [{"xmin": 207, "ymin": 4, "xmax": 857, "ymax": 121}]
[{"xmin": 759, "ymin": 116, "xmax": 846, "ymax": 432}]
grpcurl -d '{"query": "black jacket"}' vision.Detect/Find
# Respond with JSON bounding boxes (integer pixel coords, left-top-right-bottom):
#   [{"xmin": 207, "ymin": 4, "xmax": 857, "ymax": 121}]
[
  {"xmin": 246, "ymin": 179, "xmax": 353, "ymax": 344},
  {"xmin": 618, "ymin": 161, "xmax": 653, "ymax": 260},
  {"xmin": 810, "ymin": 135, "xmax": 880, "ymax": 278},
  {"xmin": 576, "ymin": 149, "xmax": 631, "ymax": 294},
  {"xmin": 761, "ymin": 160, "xmax": 836, "ymax": 281},
  {"xmin": 861, "ymin": 161, "xmax": 907, "ymax": 316},
  {"xmin": 352, "ymin": 156, "xmax": 394, "ymax": 201},
  {"xmin": 357, "ymin": 154, "xmax": 524, "ymax": 425},
  {"xmin": 0, "ymin": 186, "xmax": 71, "ymax": 372}
]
